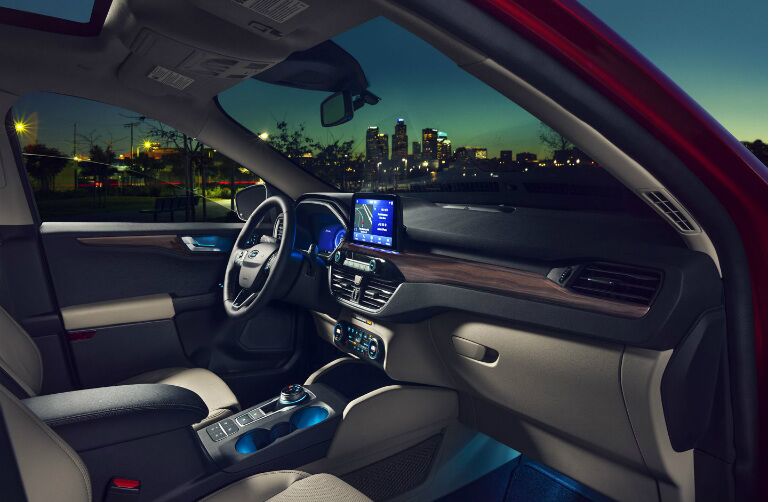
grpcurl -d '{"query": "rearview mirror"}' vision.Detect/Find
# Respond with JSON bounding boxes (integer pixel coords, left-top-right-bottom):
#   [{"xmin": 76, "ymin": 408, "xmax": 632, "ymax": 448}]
[
  {"xmin": 234, "ymin": 184, "xmax": 267, "ymax": 221},
  {"xmin": 321, "ymin": 91, "xmax": 353, "ymax": 127}
]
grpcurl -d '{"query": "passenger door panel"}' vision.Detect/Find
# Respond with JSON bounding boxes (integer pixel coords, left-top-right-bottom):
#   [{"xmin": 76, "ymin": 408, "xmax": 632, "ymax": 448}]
[{"xmin": 38, "ymin": 221, "xmax": 302, "ymax": 402}]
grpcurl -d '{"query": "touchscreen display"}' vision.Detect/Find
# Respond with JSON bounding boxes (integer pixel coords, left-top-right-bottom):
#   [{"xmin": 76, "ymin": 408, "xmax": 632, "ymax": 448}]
[{"xmin": 352, "ymin": 197, "xmax": 396, "ymax": 248}]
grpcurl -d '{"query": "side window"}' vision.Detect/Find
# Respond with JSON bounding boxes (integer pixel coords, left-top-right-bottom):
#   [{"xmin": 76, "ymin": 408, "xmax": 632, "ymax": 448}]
[{"xmin": 11, "ymin": 92, "xmax": 262, "ymax": 222}]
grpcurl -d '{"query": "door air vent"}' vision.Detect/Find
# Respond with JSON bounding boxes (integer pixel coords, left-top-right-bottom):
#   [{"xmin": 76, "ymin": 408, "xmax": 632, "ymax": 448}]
[
  {"xmin": 330, "ymin": 267, "xmax": 357, "ymax": 302},
  {"xmin": 569, "ymin": 263, "xmax": 662, "ymax": 306},
  {"xmin": 359, "ymin": 277, "xmax": 398, "ymax": 310},
  {"xmin": 642, "ymin": 190, "xmax": 699, "ymax": 234}
]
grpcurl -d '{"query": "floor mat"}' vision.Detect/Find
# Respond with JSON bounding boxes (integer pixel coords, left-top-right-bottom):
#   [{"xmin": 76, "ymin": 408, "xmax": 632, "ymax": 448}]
[{"xmin": 437, "ymin": 456, "xmax": 610, "ymax": 502}]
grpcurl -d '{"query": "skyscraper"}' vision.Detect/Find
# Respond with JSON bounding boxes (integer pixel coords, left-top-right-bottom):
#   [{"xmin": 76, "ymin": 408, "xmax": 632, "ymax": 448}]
[
  {"xmin": 366, "ymin": 126, "xmax": 379, "ymax": 161},
  {"xmin": 393, "ymin": 118, "xmax": 408, "ymax": 161},
  {"xmin": 376, "ymin": 133, "xmax": 389, "ymax": 162},
  {"xmin": 437, "ymin": 132, "xmax": 452, "ymax": 164},
  {"xmin": 421, "ymin": 128, "xmax": 438, "ymax": 160},
  {"xmin": 412, "ymin": 141, "xmax": 421, "ymax": 160}
]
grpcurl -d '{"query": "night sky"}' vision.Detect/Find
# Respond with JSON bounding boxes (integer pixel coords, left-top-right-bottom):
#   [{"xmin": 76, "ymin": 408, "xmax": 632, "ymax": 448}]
[{"xmin": 11, "ymin": 1, "xmax": 767, "ymax": 158}]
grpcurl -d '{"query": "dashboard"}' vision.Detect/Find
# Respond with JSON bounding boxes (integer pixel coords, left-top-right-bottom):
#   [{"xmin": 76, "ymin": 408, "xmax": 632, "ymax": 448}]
[{"xmin": 284, "ymin": 193, "xmax": 722, "ymax": 354}]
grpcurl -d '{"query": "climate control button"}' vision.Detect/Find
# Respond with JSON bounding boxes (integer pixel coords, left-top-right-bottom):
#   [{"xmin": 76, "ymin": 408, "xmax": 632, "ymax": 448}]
[{"xmin": 367, "ymin": 338, "xmax": 379, "ymax": 360}]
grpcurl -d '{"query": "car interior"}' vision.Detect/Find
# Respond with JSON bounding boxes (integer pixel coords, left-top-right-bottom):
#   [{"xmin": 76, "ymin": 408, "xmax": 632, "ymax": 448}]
[{"xmin": 0, "ymin": 0, "xmax": 762, "ymax": 501}]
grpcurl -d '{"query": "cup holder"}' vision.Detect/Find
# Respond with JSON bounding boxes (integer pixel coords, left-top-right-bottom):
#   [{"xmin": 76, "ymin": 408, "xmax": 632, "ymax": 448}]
[
  {"xmin": 234, "ymin": 406, "xmax": 330, "ymax": 455},
  {"xmin": 290, "ymin": 406, "xmax": 329, "ymax": 430},
  {"xmin": 235, "ymin": 428, "xmax": 272, "ymax": 455}
]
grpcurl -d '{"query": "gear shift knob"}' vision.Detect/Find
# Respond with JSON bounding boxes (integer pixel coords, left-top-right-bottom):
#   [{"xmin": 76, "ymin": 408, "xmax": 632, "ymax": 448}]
[{"xmin": 279, "ymin": 384, "xmax": 307, "ymax": 406}]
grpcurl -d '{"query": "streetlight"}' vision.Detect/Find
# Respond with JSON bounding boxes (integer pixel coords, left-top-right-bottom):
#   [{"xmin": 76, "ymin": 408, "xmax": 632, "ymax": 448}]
[
  {"xmin": 14, "ymin": 121, "xmax": 27, "ymax": 134},
  {"xmin": 143, "ymin": 140, "xmax": 152, "ymax": 150},
  {"xmin": 258, "ymin": 131, "xmax": 269, "ymax": 141}
]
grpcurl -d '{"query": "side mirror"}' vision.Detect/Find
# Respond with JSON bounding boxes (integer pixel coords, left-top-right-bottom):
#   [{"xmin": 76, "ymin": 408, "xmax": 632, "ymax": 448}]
[
  {"xmin": 234, "ymin": 184, "xmax": 267, "ymax": 221},
  {"xmin": 321, "ymin": 91, "xmax": 354, "ymax": 127}
]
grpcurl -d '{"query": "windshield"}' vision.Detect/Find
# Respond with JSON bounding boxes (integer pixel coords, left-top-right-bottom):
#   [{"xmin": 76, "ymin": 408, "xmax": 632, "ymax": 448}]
[{"xmin": 218, "ymin": 17, "xmax": 652, "ymax": 214}]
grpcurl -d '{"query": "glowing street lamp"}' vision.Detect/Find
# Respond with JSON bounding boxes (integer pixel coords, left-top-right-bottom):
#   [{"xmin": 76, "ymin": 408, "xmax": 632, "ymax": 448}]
[
  {"xmin": 13, "ymin": 120, "xmax": 28, "ymax": 134},
  {"xmin": 258, "ymin": 131, "xmax": 269, "ymax": 141},
  {"xmin": 143, "ymin": 140, "xmax": 152, "ymax": 150}
]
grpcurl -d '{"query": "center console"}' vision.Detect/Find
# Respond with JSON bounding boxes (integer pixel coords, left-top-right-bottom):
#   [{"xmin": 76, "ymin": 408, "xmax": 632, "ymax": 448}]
[{"xmin": 197, "ymin": 383, "xmax": 347, "ymax": 472}]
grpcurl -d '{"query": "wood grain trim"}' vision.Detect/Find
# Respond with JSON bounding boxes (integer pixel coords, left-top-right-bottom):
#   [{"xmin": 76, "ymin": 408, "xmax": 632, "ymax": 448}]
[
  {"xmin": 345, "ymin": 243, "xmax": 649, "ymax": 318},
  {"xmin": 77, "ymin": 235, "xmax": 188, "ymax": 253}
]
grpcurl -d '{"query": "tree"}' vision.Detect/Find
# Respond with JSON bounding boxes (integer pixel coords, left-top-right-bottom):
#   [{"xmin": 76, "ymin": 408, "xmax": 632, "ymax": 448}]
[
  {"xmin": 267, "ymin": 121, "xmax": 361, "ymax": 188},
  {"xmin": 271, "ymin": 121, "xmax": 316, "ymax": 159},
  {"xmin": 23, "ymin": 144, "xmax": 68, "ymax": 192},
  {"xmin": 538, "ymin": 123, "xmax": 574, "ymax": 157},
  {"xmin": 141, "ymin": 119, "xmax": 204, "ymax": 220},
  {"xmin": 741, "ymin": 139, "xmax": 768, "ymax": 166},
  {"xmin": 312, "ymin": 138, "xmax": 356, "ymax": 187},
  {"xmin": 79, "ymin": 145, "xmax": 118, "ymax": 204},
  {"xmin": 80, "ymin": 145, "xmax": 117, "ymax": 180}
]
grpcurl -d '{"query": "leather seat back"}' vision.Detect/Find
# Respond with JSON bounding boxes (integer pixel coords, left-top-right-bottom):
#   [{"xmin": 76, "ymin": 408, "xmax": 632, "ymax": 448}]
[
  {"xmin": 0, "ymin": 306, "xmax": 43, "ymax": 397},
  {"xmin": 0, "ymin": 384, "xmax": 91, "ymax": 501}
]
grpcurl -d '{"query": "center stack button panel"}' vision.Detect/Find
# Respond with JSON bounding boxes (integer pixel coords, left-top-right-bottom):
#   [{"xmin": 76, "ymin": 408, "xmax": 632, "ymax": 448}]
[{"xmin": 333, "ymin": 321, "xmax": 383, "ymax": 363}]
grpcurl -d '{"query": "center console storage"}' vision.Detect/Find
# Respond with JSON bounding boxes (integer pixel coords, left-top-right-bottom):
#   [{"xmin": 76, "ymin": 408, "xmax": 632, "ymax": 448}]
[
  {"xmin": 23, "ymin": 383, "xmax": 208, "ymax": 451},
  {"xmin": 25, "ymin": 383, "xmax": 212, "ymax": 501}
]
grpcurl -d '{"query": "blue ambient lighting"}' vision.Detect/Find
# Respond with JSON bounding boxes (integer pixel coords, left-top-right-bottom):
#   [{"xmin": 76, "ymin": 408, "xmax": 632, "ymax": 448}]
[
  {"xmin": 234, "ymin": 428, "xmax": 271, "ymax": 454},
  {"xmin": 290, "ymin": 406, "xmax": 329, "ymax": 429}
]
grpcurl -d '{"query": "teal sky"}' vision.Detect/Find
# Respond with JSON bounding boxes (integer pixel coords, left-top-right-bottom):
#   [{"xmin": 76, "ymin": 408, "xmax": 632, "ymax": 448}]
[
  {"xmin": 222, "ymin": 8, "xmax": 768, "ymax": 157},
  {"xmin": 581, "ymin": 0, "xmax": 767, "ymax": 143},
  {"xmin": 0, "ymin": 0, "xmax": 94, "ymax": 22}
]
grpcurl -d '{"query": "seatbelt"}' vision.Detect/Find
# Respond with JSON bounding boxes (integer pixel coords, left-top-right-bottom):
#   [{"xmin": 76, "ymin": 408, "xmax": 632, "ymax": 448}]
[
  {"xmin": 0, "ymin": 369, "xmax": 30, "ymax": 400},
  {"xmin": 0, "ymin": 404, "xmax": 28, "ymax": 502}
]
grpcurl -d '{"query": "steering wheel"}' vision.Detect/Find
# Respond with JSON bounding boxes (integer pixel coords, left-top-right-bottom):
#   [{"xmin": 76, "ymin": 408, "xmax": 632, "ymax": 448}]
[{"xmin": 223, "ymin": 195, "xmax": 295, "ymax": 317}]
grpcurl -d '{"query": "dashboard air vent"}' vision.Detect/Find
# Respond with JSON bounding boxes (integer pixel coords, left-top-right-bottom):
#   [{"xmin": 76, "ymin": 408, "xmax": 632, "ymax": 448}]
[
  {"xmin": 642, "ymin": 190, "xmax": 699, "ymax": 234},
  {"xmin": 569, "ymin": 263, "xmax": 662, "ymax": 306},
  {"xmin": 330, "ymin": 267, "xmax": 357, "ymax": 302},
  {"xmin": 359, "ymin": 277, "xmax": 398, "ymax": 310}
]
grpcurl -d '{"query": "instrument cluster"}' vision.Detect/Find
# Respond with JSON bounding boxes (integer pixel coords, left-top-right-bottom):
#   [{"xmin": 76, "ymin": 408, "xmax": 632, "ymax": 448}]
[{"xmin": 294, "ymin": 200, "xmax": 347, "ymax": 257}]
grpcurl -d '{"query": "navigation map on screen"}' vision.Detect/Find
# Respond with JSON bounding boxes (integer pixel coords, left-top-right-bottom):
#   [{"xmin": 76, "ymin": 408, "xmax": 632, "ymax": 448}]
[{"xmin": 352, "ymin": 197, "xmax": 395, "ymax": 248}]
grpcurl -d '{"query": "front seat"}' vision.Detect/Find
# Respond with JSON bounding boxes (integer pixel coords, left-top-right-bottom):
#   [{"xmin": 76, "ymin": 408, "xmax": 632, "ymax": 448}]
[
  {"xmin": 0, "ymin": 306, "xmax": 239, "ymax": 429},
  {"xmin": 0, "ymin": 384, "xmax": 370, "ymax": 502}
]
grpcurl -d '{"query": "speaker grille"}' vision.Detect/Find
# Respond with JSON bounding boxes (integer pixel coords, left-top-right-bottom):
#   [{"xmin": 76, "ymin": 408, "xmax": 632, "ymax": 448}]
[{"xmin": 341, "ymin": 434, "xmax": 442, "ymax": 500}]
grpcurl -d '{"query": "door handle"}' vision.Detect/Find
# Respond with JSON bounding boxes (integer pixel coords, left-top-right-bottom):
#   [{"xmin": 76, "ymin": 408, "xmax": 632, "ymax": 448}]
[{"xmin": 180, "ymin": 236, "xmax": 233, "ymax": 253}]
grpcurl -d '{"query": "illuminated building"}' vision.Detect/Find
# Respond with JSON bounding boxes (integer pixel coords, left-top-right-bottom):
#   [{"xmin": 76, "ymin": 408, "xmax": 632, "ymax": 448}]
[
  {"xmin": 392, "ymin": 118, "xmax": 408, "ymax": 160},
  {"xmin": 458, "ymin": 146, "xmax": 487, "ymax": 160},
  {"xmin": 421, "ymin": 128, "xmax": 438, "ymax": 160},
  {"xmin": 375, "ymin": 133, "xmax": 389, "ymax": 162},
  {"xmin": 437, "ymin": 132, "xmax": 452, "ymax": 164},
  {"xmin": 365, "ymin": 126, "xmax": 379, "ymax": 161},
  {"xmin": 412, "ymin": 141, "xmax": 421, "ymax": 160},
  {"xmin": 516, "ymin": 152, "xmax": 536, "ymax": 163}
]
